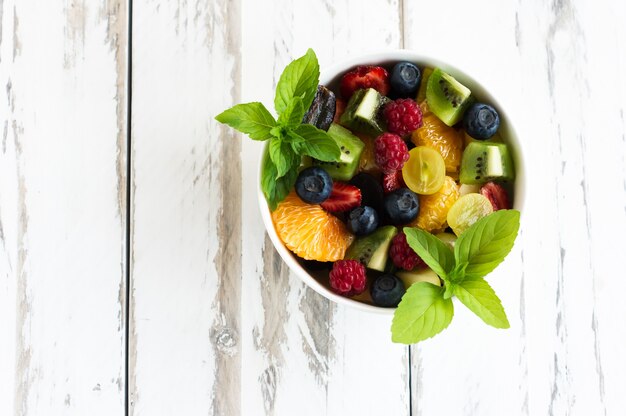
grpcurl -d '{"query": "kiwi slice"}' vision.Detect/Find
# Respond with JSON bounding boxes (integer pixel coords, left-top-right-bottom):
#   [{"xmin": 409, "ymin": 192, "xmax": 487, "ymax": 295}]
[
  {"xmin": 426, "ymin": 68, "xmax": 473, "ymax": 126},
  {"xmin": 416, "ymin": 67, "xmax": 433, "ymax": 103},
  {"xmin": 345, "ymin": 225, "xmax": 398, "ymax": 272},
  {"xmin": 396, "ymin": 269, "xmax": 441, "ymax": 289},
  {"xmin": 313, "ymin": 123, "xmax": 365, "ymax": 181},
  {"xmin": 459, "ymin": 142, "xmax": 515, "ymax": 184},
  {"xmin": 339, "ymin": 88, "xmax": 388, "ymax": 137}
]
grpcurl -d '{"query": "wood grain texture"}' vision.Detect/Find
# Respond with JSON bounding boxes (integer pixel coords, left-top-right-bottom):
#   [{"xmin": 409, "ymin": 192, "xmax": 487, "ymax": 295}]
[
  {"xmin": 239, "ymin": 1, "xmax": 409, "ymax": 415},
  {"xmin": 406, "ymin": 0, "xmax": 626, "ymax": 415},
  {"xmin": 129, "ymin": 0, "xmax": 241, "ymax": 414},
  {"xmin": 0, "ymin": 0, "xmax": 128, "ymax": 414}
]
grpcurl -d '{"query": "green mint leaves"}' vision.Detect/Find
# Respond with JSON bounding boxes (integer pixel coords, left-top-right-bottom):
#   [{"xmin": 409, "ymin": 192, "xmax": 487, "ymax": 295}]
[
  {"xmin": 392, "ymin": 209, "xmax": 520, "ymax": 344},
  {"xmin": 274, "ymin": 49, "xmax": 320, "ymax": 115},
  {"xmin": 215, "ymin": 102, "xmax": 276, "ymax": 141},
  {"xmin": 391, "ymin": 283, "xmax": 454, "ymax": 344},
  {"xmin": 215, "ymin": 49, "xmax": 340, "ymax": 210}
]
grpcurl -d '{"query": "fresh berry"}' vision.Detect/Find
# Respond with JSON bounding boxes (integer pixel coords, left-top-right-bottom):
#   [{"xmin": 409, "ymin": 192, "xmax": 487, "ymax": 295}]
[
  {"xmin": 320, "ymin": 182, "xmax": 362, "ymax": 213},
  {"xmin": 480, "ymin": 182, "xmax": 510, "ymax": 210},
  {"xmin": 295, "ymin": 167, "xmax": 333, "ymax": 204},
  {"xmin": 347, "ymin": 206, "xmax": 379, "ymax": 236},
  {"xmin": 370, "ymin": 274, "xmax": 406, "ymax": 307},
  {"xmin": 374, "ymin": 133, "xmax": 410, "ymax": 174},
  {"xmin": 340, "ymin": 65, "xmax": 390, "ymax": 99},
  {"xmin": 382, "ymin": 170, "xmax": 406, "ymax": 194},
  {"xmin": 349, "ymin": 173, "xmax": 385, "ymax": 215},
  {"xmin": 384, "ymin": 187, "xmax": 419, "ymax": 224},
  {"xmin": 383, "ymin": 99, "xmax": 423, "ymax": 136},
  {"xmin": 389, "ymin": 62, "xmax": 421, "ymax": 98},
  {"xmin": 329, "ymin": 259, "xmax": 367, "ymax": 297},
  {"xmin": 389, "ymin": 232, "xmax": 425, "ymax": 270},
  {"xmin": 463, "ymin": 103, "xmax": 500, "ymax": 140}
]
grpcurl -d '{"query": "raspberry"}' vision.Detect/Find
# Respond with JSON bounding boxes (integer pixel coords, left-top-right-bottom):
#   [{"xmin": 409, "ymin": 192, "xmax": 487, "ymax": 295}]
[
  {"xmin": 329, "ymin": 260, "xmax": 367, "ymax": 297},
  {"xmin": 374, "ymin": 133, "xmax": 410, "ymax": 174},
  {"xmin": 382, "ymin": 170, "xmax": 406, "ymax": 194},
  {"xmin": 389, "ymin": 232, "xmax": 425, "ymax": 270},
  {"xmin": 383, "ymin": 99, "xmax": 423, "ymax": 136}
]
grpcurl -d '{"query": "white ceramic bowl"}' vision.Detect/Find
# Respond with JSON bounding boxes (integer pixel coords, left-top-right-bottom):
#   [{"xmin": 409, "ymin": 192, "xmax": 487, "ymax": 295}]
[{"xmin": 258, "ymin": 50, "xmax": 526, "ymax": 314}]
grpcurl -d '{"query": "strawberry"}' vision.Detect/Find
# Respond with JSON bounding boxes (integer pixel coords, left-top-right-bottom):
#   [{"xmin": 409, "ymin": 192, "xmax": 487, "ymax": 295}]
[
  {"xmin": 382, "ymin": 170, "xmax": 406, "ymax": 194},
  {"xmin": 320, "ymin": 182, "xmax": 362, "ymax": 213},
  {"xmin": 480, "ymin": 182, "xmax": 510, "ymax": 210},
  {"xmin": 340, "ymin": 65, "xmax": 390, "ymax": 99}
]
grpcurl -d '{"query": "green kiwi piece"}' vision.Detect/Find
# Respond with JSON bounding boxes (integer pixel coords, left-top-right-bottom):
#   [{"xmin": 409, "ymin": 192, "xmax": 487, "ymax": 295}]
[
  {"xmin": 396, "ymin": 269, "xmax": 442, "ymax": 289},
  {"xmin": 345, "ymin": 226, "xmax": 398, "ymax": 272},
  {"xmin": 313, "ymin": 123, "xmax": 365, "ymax": 181},
  {"xmin": 426, "ymin": 68, "xmax": 473, "ymax": 126},
  {"xmin": 416, "ymin": 67, "xmax": 433, "ymax": 103},
  {"xmin": 339, "ymin": 88, "xmax": 388, "ymax": 137},
  {"xmin": 459, "ymin": 142, "xmax": 515, "ymax": 184}
]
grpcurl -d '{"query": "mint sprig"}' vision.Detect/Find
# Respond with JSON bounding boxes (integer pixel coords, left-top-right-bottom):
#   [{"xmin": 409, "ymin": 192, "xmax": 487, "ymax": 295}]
[
  {"xmin": 392, "ymin": 210, "xmax": 520, "ymax": 344},
  {"xmin": 215, "ymin": 49, "xmax": 340, "ymax": 210}
]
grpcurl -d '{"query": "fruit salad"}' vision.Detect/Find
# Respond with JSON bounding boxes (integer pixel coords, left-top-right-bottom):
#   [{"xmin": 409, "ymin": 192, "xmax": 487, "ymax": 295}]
[{"xmin": 216, "ymin": 50, "xmax": 521, "ymax": 344}]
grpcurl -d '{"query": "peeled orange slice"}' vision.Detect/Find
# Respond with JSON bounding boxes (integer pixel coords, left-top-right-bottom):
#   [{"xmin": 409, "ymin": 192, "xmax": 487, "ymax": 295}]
[
  {"xmin": 411, "ymin": 113, "xmax": 464, "ymax": 174},
  {"xmin": 407, "ymin": 176, "xmax": 459, "ymax": 233},
  {"xmin": 272, "ymin": 192, "xmax": 355, "ymax": 262}
]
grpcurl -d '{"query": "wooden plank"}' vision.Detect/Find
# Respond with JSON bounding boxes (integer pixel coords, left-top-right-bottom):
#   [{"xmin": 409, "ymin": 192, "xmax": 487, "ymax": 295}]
[
  {"xmin": 128, "ymin": 0, "xmax": 242, "ymax": 414},
  {"xmin": 239, "ymin": 1, "xmax": 410, "ymax": 415},
  {"xmin": 403, "ymin": 3, "xmax": 529, "ymax": 413},
  {"xmin": 406, "ymin": 0, "xmax": 626, "ymax": 415},
  {"xmin": 0, "ymin": 0, "xmax": 128, "ymax": 414}
]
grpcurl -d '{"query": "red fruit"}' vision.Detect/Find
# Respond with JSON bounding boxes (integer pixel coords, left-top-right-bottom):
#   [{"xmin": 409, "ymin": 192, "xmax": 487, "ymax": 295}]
[
  {"xmin": 320, "ymin": 183, "xmax": 362, "ymax": 213},
  {"xmin": 389, "ymin": 232, "xmax": 425, "ymax": 271},
  {"xmin": 383, "ymin": 99, "xmax": 423, "ymax": 136},
  {"xmin": 382, "ymin": 170, "xmax": 406, "ymax": 194},
  {"xmin": 340, "ymin": 65, "xmax": 390, "ymax": 99},
  {"xmin": 374, "ymin": 133, "xmax": 410, "ymax": 174},
  {"xmin": 480, "ymin": 182, "xmax": 510, "ymax": 210},
  {"xmin": 329, "ymin": 260, "xmax": 367, "ymax": 297},
  {"xmin": 334, "ymin": 98, "xmax": 346, "ymax": 123}
]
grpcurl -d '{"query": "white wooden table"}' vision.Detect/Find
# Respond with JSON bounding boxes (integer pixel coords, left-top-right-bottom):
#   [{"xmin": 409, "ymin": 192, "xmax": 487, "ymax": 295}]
[{"xmin": 2, "ymin": 0, "xmax": 626, "ymax": 414}]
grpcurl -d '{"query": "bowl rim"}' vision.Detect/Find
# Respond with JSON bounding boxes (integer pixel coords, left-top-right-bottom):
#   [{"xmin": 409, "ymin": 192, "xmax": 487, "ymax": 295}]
[{"xmin": 257, "ymin": 49, "xmax": 526, "ymax": 314}]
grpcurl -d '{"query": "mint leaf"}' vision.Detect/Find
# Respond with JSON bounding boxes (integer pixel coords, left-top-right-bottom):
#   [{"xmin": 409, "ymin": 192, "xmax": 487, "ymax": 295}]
[
  {"xmin": 261, "ymin": 153, "xmax": 298, "ymax": 211},
  {"xmin": 289, "ymin": 124, "xmax": 340, "ymax": 162},
  {"xmin": 391, "ymin": 282, "xmax": 454, "ymax": 344},
  {"xmin": 453, "ymin": 277, "xmax": 510, "ymax": 328},
  {"xmin": 403, "ymin": 227, "xmax": 455, "ymax": 279},
  {"xmin": 277, "ymin": 97, "xmax": 305, "ymax": 128},
  {"xmin": 454, "ymin": 210, "xmax": 520, "ymax": 280},
  {"xmin": 215, "ymin": 102, "xmax": 276, "ymax": 141},
  {"xmin": 269, "ymin": 137, "xmax": 298, "ymax": 178},
  {"xmin": 274, "ymin": 49, "xmax": 319, "ymax": 115},
  {"xmin": 275, "ymin": 168, "xmax": 298, "ymax": 208}
]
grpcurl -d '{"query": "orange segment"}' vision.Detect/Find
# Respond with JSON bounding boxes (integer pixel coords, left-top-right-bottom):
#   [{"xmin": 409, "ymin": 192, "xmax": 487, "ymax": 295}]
[
  {"xmin": 272, "ymin": 192, "xmax": 355, "ymax": 262},
  {"xmin": 411, "ymin": 113, "xmax": 464, "ymax": 174},
  {"xmin": 408, "ymin": 176, "xmax": 459, "ymax": 233},
  {"xmin": 357, "ymin": 133, "xmax": 380, "ymax": 174}
]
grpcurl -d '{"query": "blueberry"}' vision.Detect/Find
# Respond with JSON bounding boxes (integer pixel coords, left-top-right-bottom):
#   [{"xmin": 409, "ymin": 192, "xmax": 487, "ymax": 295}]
[
  {"xmin": 371, "ymin": 274, "xmax": 406, "ymax": 307},
  {"xmin": 389, "ymin": 62, "xmax": 421, "ymax": 98},
  {"xmin": 347, "ymin": 206, "xmax": 379, "ymax": 236},
  {"xmin": 463, "ymin": 103, "xmax": 500, "ymax": 140},
  {"xmin": 384, "ymin": 188, "xmax": 419, "ymax": 225},
  {"xmin": 349, "ymin": 173, "xmax": 384, "ymax": 216},
  {"xmin": 295, "ymin": 167, "xmax": 333, "ymax": 204}
]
